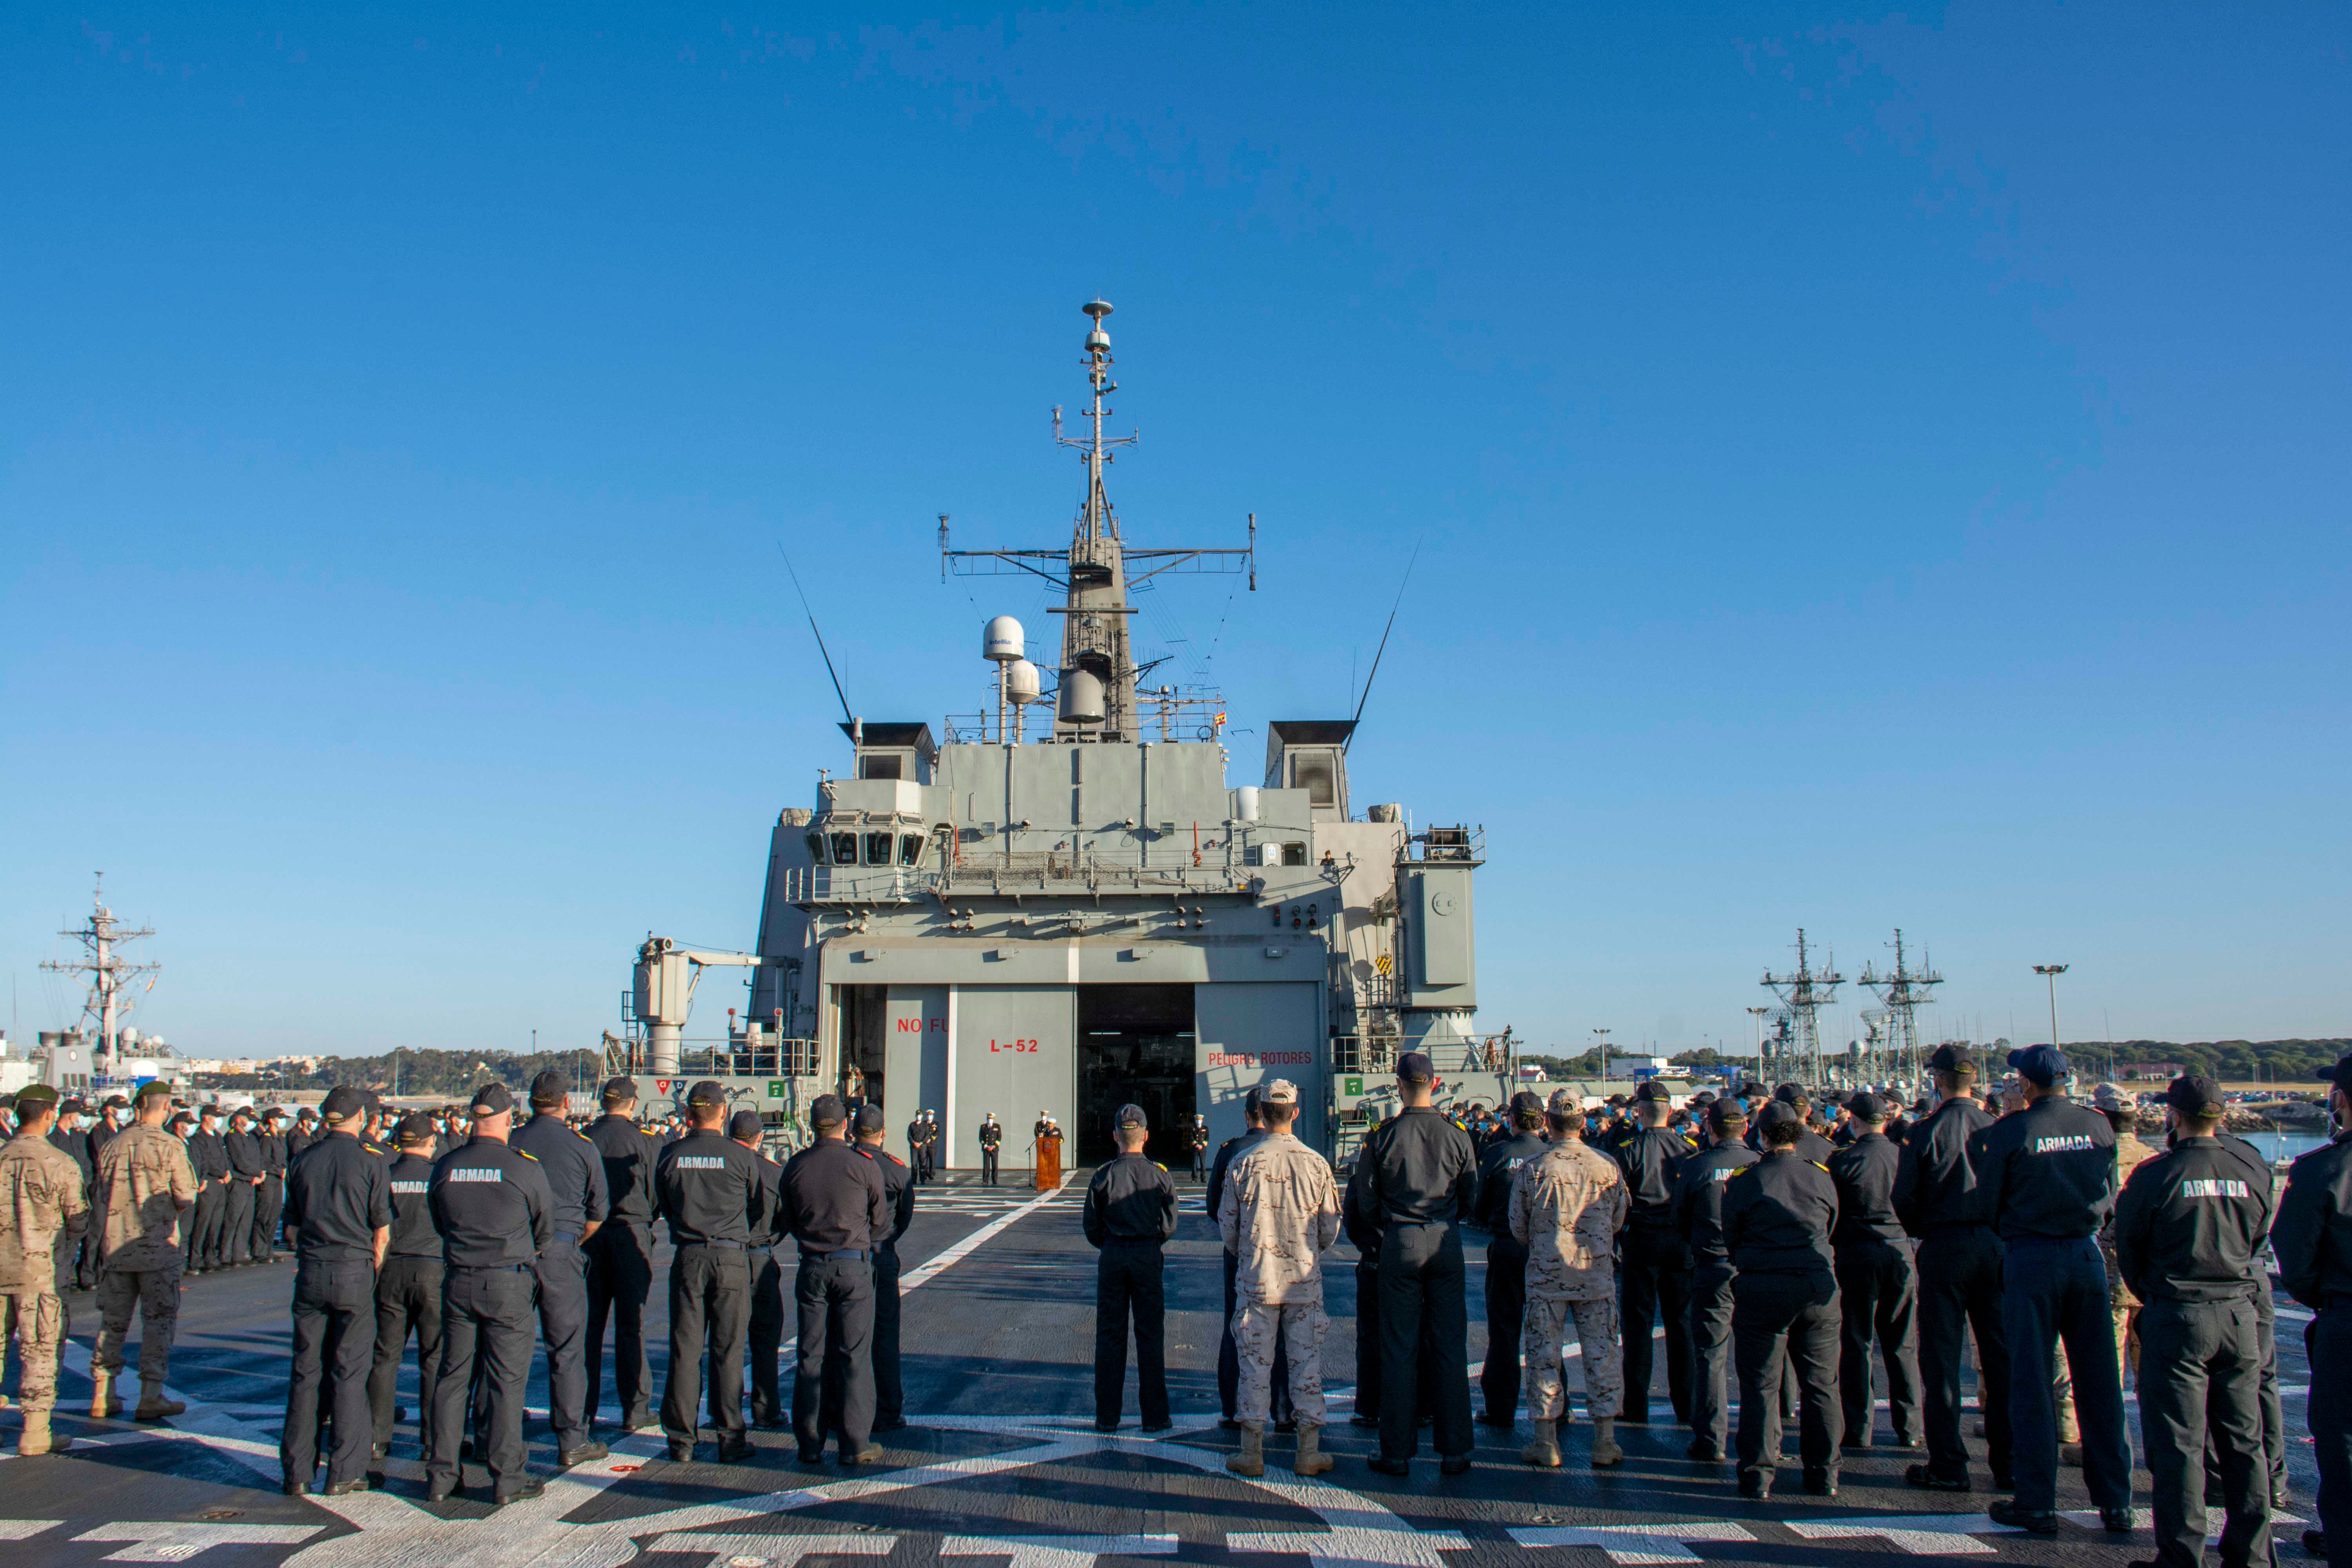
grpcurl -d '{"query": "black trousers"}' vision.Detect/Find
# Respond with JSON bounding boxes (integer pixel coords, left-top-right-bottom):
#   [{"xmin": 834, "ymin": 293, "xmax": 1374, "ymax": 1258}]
[
  {"xmin": 1619, "ymin": 1229, "xmax": 1695, "ymax": 1424},
  {"xmin": 2138, "ymin": 1296, "xmax": 2270, "ymax": 1568},
  {"xmin": 2004, "ymin": 1235, "xmax": 2132, "ymax": 1513},
  {"xmin": 1377, "ymin": 1221, "xmax": 1472, "ymax": 1461},
  {"xmin": 793, "ymin": 1254, "xmax": 874, "ymax": 1454},
  {"xmin": 187, "ymin": 1181, "xmax": 226, "ymax": 1269},
  {"xmin": 253, "ymin": 1176, "xmax": 284, "ymax": 1262},
  {"xmin": 873, "ymin": 1245, "xmax": 904, "ymax": 1424},
  {"xmin": 585, "ymin": 1222, "xmax": 653, "ymax": 1429},
  {"xmin": 2308, "ymin": 1306, "xmax": 2352, "ymax": 1566},
  {"xmin": 664, "ymin": 1245, "xmax": 750, "ymax": 1445},
  {"xmin": 1220, "ymin": 1250, "xmax": 1291, "ymax": 1423},
  {"xmin": 1834, "ymin": 1237, "xmax": 1922, "ymax": 1444},
  {"xmin": 1481, "ymin": 1237, "xmax": 1528, "ymax": 1421},
  {"xmin": 533, "ymin": 1240, "xmax": 590, "ymax": 1451},
  {"xmin": 1094, "ymin": 1240, "xmax": 1169, "ymax": 1427},
  {"xmin": 369, "ymin": 1255, "xmax": 443, "ymax": 1453},
  {"xmin": 223, "ymin": 1181, "xmax": 256, "ymax": 1266},
  {"xmin": 747, "ymin": 1248, "xmax": 786, "ymax": 1424},
  {"xmin": 281, "ymin": 1259, "xmax": 376, "ymax": 1488},
  {"xmin": 1916, "ymin": 1224, "xmax": 2012, "ymax": 1481},
  {"xmin": 980, "ymin": 1147, "xmax": 999, "ymax": 1183},
  {"xmin": 1190, "ymin": 1147, "xmax": 1207, "ymax": 1178},
  {"xmin": 427, "ymin": 1265, "xmax": 535, "ymax": 1495},
  {"xmin": 1689, "ymin": 1261, "xmax": 1738, "ymax": 1452},
  {"xmin": 1733, "ymin": 1269, "xmax": 1842, "ymax": 1490}
]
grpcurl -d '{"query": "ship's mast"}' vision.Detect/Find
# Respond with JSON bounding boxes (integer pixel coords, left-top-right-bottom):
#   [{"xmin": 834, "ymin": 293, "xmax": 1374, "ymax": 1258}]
[
  {"xmin": 937, "ymin": 300, "xmax": 1256, "ymax": 743},
  {"xmin": 40, "ymin": 873, "xmax": 159, "ymax": 1073}
]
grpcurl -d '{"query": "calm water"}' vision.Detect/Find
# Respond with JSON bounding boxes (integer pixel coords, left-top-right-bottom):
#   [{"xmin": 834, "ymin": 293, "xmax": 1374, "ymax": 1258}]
[{"xmin": 2237, "ymin": 1130, "xmax": 2330, "ymax": 1163}]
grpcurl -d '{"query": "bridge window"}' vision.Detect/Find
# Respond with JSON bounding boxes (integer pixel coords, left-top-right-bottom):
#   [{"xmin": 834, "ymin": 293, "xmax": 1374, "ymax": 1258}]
[
  {"xmin": 864, "ymin": 831, "xmax": 893, "ymax": 865},
  {"xmin": 899, "ymin": 833, "xmax": 926, "ymax": 866},
  {"xmin": 804, "ymin": 833, "xmax": 823, "ymax": 862},
  {"xmin": 1283, "ymin": 842, "xmax": 1308, "ymax": 866},
  {"xmin": 859, "ymin": 754, "xmax": 902, "ymax": 780},
  {"xmin": 829, "ymin": 833, "xmax": 858, "ymax": 864}
]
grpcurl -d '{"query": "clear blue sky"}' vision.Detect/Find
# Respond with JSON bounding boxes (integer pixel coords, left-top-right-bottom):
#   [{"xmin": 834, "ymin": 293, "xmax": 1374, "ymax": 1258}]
[{"xmin": 6, "ymin": 5, "xmax": 2346, "ymax": 1061}]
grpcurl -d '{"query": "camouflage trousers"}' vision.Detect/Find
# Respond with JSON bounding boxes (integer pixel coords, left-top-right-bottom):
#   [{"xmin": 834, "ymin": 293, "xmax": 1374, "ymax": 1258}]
[
  {"xmin": 1524, "ymin": 1292, "xmax": 1621, "ymax": 1422},
  {"xmin": 2, "ymin": 1289, "xmax": 64, "ymax": 1416},
  {"xmin": 1234, "ymin": 1298, "xmax": 1328, "ymax": 1426},
  {"xmin": 96, "ymin": 1265, "xmax": 181, "ymax": 1383}
]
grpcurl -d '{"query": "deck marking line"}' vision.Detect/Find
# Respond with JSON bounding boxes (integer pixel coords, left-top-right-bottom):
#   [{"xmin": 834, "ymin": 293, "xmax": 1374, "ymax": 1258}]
[
  {"xmin": 940, "ymin": 1532, "xmax": 1178, "ymax": 1567},
  {"xmin": 1510, "ymin": 1521, "xmax": 1754, "ymax": 1564}
]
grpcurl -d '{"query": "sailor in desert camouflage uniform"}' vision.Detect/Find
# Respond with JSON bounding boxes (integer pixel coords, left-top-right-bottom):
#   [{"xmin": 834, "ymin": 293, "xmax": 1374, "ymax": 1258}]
[
  {"xmin": 1, "ymin": 1084, "xmax": 91, "ymax": 1455},
  {"xmin": 1218, "ymin": 1078, "xmax": 1342, "ymax": 1479},
  {"xmin": 1512, "ymin": 1087, "xmax": 1631, "ymax": 1469},
  {"xmin": 92, "ymin": 1080, "xmax": 198, "ymax": 1422}
]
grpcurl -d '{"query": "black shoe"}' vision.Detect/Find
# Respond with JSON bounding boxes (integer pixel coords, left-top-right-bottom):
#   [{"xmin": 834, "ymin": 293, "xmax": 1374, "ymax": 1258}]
[
  {"xmin": 798, "ymin": 1448, "xmax": 825, "ymax": 1464},
  {"xmin": 1350, "ymin": 1413, "xmax": 1381, "ymax": 1428},
  {"xmin": 840, "ymin": 1443, "xmax": 884, "ymax": 1465},
  {"xmin": 1440, "ymin": 1453, "xmax": 1472, "ymax": 1475},
  {"xmin": 424, "ymin": 1483, "xmax": 459, "ymax": 1504},
  {"xmin": 394, "ymin": 1405, "xmax": 409, "ymax": 1422},
  {"xmin": 1687, "ymin": 1440, "xmax": 1723, "ymax": 1463},
  {"xmin": 871, "ymin": 1416, "xmax": 908, "ymax": 1433},
  {"xmin": 717, "ymin": 1434, "xmax": 755, "ymax": 1463},
  {"xmin": 558, "ymin": 1441, "xmax": 610, "ymax": 1468},
  {"xmin": 1274, "ymin": 1419, "xmax": 1297, "ymax": 1434},
  {"xmin": 668, "ymin": 1442, "xmax": 696, "ymax": 1463},
  {"xmin": 621, "ymin": 1410, "xmax": 656, "ymax": 1434},
  {"xmin": 282, "ymin": 1481, "xmax": 311, "ymax": 1497},
  {"xmin": 1840, "ymin": 1439, "xmax": 1872, "ymax": 1452},
  {"xmin": 492, "ymin": 1478, "xmax": 545, "ymax": 1508},
  {"xmin": 1620, "ymin": 1412, "xmax": 1648, "ymax": 1425},
  {"xmin": 754, "ymin": 1416, "xmax": 790, "ymax": 1431},
  {"xmin": 321, "ymin": 1477, "xmax": 368, "ymax": 1497},
  {"xmin": 1140, "ymin": 1419, "xmax": 1172, "ymax": 1434},
  {"xmin": 1739, "ymin": 1477, "xmax": 1769, "ymax": 1501},
  {"xmin": 459, "ymin": 1440, "xmax": 475, "ymax": 1461},
  {"xmin": 1219, "ymin": 1417, "xmax": 1243, "ymax": 1432},
  {"xmin": 2302, "ymin": 1529, "xmax": 2325, "ymax": 1557},
  {"xmin": 1478, "ymin": 1412, "xmax": 1517, "ymax": 1428},
  {"xmin": 2101, "ymin": 1508, "xmax": 2136, "ymax": 1533},
  {"xmin": 1367, "ymin": 1457, "xmax": 1412, "ymax": 1477},
  {"xmin": 1095, "ymin": 1420, "xmax": 1121, "ymax": 1433},
  {"xmin": 1804, "ymin": 1470, "xmax": 1837, "ymax": 1497},
  {"xmin": 1906, "ymin": 1464, "xmax": 1970, "ymax": 1492},
  {"xmin": 1988, "ymin": 1500, "xmax": 2058, "ymax": 1534}
]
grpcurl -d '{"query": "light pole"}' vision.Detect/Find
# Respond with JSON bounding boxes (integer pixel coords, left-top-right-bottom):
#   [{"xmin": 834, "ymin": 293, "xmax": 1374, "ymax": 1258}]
[
  {"xmin": 1592, "ymin": 1027, "xmax": 1611, "ymax": 1083},
  {"xmin": 1745, "ymin": 1007, "xmax": 1770, "ymax": 1080},
  {"xmin": 2032, "ymin": 964, "xmax": 2068, "ymax": 1054}
]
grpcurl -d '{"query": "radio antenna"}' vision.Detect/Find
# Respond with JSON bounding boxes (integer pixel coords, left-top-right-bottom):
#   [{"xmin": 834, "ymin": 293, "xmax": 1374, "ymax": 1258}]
[
  {"xmin": 1345, "ymin": 535, "xmax": 1421, "ymax": 752},
  {"xmin": 777, "ymin": 544, "xmax": 853, "ymax": 724}
]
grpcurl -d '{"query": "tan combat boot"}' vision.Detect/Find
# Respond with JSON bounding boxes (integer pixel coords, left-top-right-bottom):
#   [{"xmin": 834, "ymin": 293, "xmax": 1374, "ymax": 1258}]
[
  {"xmin": 135, "ymin": 1381, "xmax": 186, "ymax": 1421},
  {"xmin": 1226, "ymin": 1420, "xmax": 1265, "ymax": 1478},
  {"xmin": 1292, "ymin": 1421, "xmax": 1334, "ymax": 1477},
  {"xmin": 17, "ymin": 1413, "xmax": 72, "ymax": 1456},
  {"xmin": 1589, "ymin": 1415, "xmax": 1623, "ymax": 1468},
  {"xmin": 1521, "ymin": 1417, "xmax": 1561, "ymax": 1467},
  {"xmin": 90, "ymin": 1367, "xmax": 123, "ymax": 1418}
]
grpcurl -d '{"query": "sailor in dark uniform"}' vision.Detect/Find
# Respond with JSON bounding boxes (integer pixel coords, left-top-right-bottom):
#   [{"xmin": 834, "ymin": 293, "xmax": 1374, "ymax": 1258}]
[
  {"xmin": 1356, "ymin": 1051, "xmax": 1480, "ymax": 1476},
  {"xmin": 423, "ymin": 1082, "xmax": 553, "ymax": 1506},
  {"xmin": 656, "ymin": 1081, "xmax": 763, "ymax": 1464},
  {"xmin": 1084, "ymin": 1103, "xmax": 1178, "ymax": 1433},
  {"xmin": 2272, "ymin": 1054, "xmax": 2352, "ymax": 1564},
  {"xmin": 732, "ymin": 1110, "xmax": 790, "ymax": 1429},
  {"xmin": 223, "ymin": 1109, "xmax": 263, "ymax": 1269},
  {"xmin": 977, "ymin": 1113, "xmax": 1002, "ymax": 1185},
  {"xmin": 254, "ymin": 1109, "xmax": 289, "ymax": 1263},
  {"xmin": 1968, "ymin": 1044, "xmax": 2133, "ymax": 1535},
  {"xmin": 1827, "ymin": 1090, "xmax": 1920, "ymax": 1448},
  {"xmin": 185, "ymin": 1105, "xmax": 231, "ymax": 1272},
  {"xmin": 852, "ymin": 1105, "xmax": 916, "ymax": 1432},
  {"xmin": 2114, "ymin": 1074, "xmax": 2274, "ymax": 1568},
  {"xmin": 780, "ymin": 1092, "xmax": 891, "ymax": 1464},
  {"xmin": 1675, "ymin": 1096, "xmax": 1759, "ymax": 1462},
  {"xmin": 584, "ymin": 1076, "xmax": 659, "ymax": 1434},
  {"xmin": 278, "ymin": 1085, "xmax": 391, "ymax": 1497},
  {"xmin": 1474, "ymin": 1090, "xmax": 1549, "ymax": 1427},
  {"xmin": 513, "ymin": 1071, "xmax": 609, "ymax": 1467},
  {"xmin": 1723, "ymin": 1100, "xmax": 1842, "ymax": 1499},
  {"xmin": 1613, "ymin": 1080, "xmax": 1697, "ymax": 1426},
  {"xmin": 368, "ymin": 1113, "xmax": 444, "ymax": 1461},
  {"xmin": 1895, "ymin": 1043, "xmax": 2013, "ymax": 1491}
]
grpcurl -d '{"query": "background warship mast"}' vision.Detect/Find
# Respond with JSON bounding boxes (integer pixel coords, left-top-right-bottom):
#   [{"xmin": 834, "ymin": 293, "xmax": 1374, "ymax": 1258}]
[
  {"xmin": 1760, "ymin": 927, "xmax": 1842, "ymax": 1087},
  {"xmin": 1857, "ymin": 928, "xmax": 1942, "ymax": 1092},
  {"xmin": 40, "ymin": 873, "xmax": 159, "ymax": 1076}
]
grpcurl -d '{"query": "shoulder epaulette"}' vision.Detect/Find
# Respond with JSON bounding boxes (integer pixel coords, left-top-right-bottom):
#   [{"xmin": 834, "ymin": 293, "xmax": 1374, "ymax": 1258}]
[
  {"xmin": 516, "ymin": 1149, "xmax": 539, "ymax": 1161},
  {"xmin": 1154, "ymin": 1162, "xmax": 1168, "ymax": 1172},
  {"xmin": 1729, "ymin": 1165, "xmax": 1756, "ymax": 1179},
  {"xmin": 1811, "ymin": 1161, "xmax": 1830, "ymax": 1172}
]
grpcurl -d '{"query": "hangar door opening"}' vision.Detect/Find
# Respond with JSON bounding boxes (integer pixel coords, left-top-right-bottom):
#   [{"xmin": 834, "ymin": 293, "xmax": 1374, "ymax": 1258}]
[{"xmin": 1076, "ymin": 984, "xmax": 1196, "ymax": 1168}]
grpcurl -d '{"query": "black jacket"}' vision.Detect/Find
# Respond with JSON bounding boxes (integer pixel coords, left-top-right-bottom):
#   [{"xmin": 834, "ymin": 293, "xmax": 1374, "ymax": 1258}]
[
  {"xmin": 1473, "ymin": 1131, "xmax": 1550, "ymax": 1241},
  {"xmin": 2115, "ymin": 1136, "xmax": 2273, "ymax": 1303},
  {"xmin": 1722, "ymin": 1147, "xmax": 1838, "ymax": 1276},
  {"xmin": 1827, "ymin": 1130, "xmax": 1906, "ymax": 1245},
  {"xmin": 588, "ymin": 1112, "xmax": 660, "ymax": 1227},
  {"xmin": 2273, "ymin": 1129, "xmax": 2352, "ymax": 1308},
  {"xmin": 1894, "ymin": 1097, "xmax": 1998, "ymax": 1235},
  {"xmin": 778, "ymin": 1136, "xmax": 889, "ymax": 1253},
  {"xmin": 1967, "ymin": 1094, "xmax": 2120, "ymax": 1240},
  {"xmin": 1674, "ymin": 1141, "xmax": 1760, "ymax": 1263},
  {"xmin": 1084, "ymin": 1152, "xmax": 1179, "ymax": 1246},
  {"xmin": 1616, "ymin": 1125, "xmax": 1697, "ymax": 1237},
  {"xmin": 1353, "ymin": 1106, "xmax": 1478, "ymax": 1228}
]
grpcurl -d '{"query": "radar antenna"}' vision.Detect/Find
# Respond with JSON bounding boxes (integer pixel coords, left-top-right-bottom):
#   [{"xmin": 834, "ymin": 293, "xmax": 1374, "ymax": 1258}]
[
  {"xmin": 1857, "ymin": 929, "xmax": 1943, "ymax": 1092},
  {"xmin": 40, "ymin": 873, "xmax": 159, "ymax": 1074},
  {"xmin": 1760, "ymin": 927, "xmax": 1843, "ymax": 1088}
]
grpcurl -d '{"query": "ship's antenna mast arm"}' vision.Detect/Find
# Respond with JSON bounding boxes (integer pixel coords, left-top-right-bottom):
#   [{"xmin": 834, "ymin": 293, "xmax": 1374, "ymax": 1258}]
[
  {"xmin": 777, "ymin": 544, "xmax": 853, "ymax": 724},
  {"xmin": 1345, "ymin": 535, "xmax": 1421, "ymax": 752}
]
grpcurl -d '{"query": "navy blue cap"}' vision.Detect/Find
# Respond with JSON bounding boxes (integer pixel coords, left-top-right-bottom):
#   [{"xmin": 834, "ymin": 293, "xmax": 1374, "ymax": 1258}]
[
  {"xmin": 1397, "ymin": 1051, "xmax": 1435, "ymax": 1083},
  {"xmin": 2007, "ymin": 1044, "xmax": 2071, "ymax": 1087},
  {"xmin": 2325, "ymin": 1056, "xmax": 2352, "ymax": 1093}
]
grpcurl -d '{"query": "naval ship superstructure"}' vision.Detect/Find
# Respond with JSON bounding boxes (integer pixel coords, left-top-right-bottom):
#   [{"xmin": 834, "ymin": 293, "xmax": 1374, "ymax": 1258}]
[{"xmin": 627, "ymin": 303, "xmax": 1492, "ymax": 1171}]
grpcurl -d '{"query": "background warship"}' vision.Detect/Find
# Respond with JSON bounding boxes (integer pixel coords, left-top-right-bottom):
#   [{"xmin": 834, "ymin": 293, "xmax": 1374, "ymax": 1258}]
[{"xmin": 615, "ymin": 302, "xmax": 1501, "ymax": 1169}]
